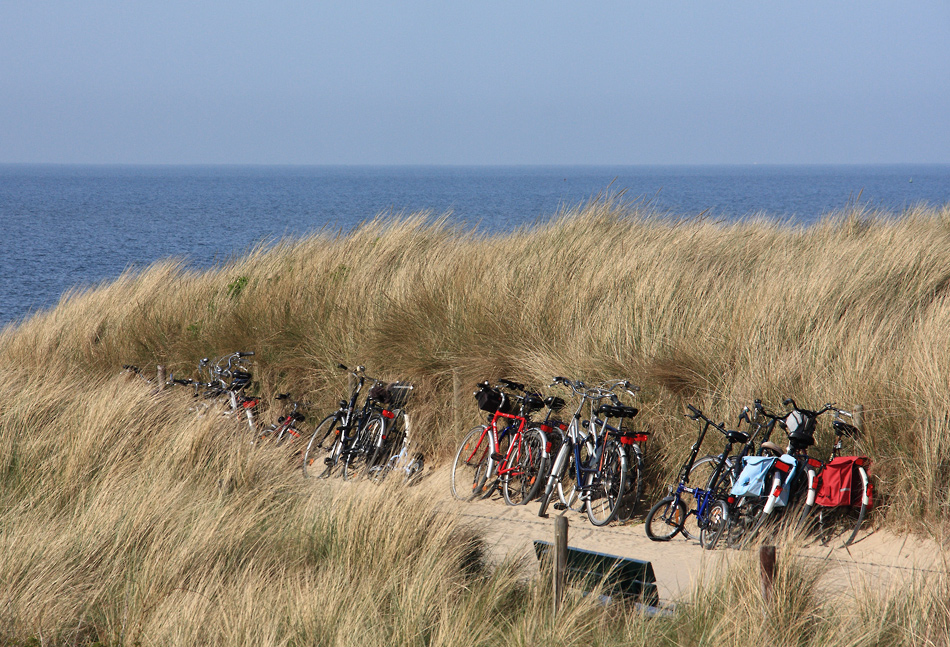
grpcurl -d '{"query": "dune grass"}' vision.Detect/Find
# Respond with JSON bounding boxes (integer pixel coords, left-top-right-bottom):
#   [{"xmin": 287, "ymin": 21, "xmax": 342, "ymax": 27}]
[{"xmin": 2, "ymin": 200, "xmax": 950, "ymax": 644}]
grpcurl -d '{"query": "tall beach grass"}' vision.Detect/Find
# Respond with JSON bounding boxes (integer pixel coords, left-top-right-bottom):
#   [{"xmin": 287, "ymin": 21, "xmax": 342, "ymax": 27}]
[{"xmin": 2, "ymin": 201, "xmax": 950, "ymax": 644}]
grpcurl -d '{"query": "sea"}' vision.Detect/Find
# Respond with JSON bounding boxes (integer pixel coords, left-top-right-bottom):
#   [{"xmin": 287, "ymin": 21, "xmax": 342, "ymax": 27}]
[{"xmin": 1, "ymin": 164, "xmax": 948, "ymax": 325}]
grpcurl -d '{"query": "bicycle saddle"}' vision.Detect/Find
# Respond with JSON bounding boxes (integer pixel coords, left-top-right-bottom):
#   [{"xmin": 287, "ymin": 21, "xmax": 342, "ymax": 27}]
[
  {"xmin": 596, "ymin": 404, "xmax": 639, "ymax": 419},
  {"xmin": 727, "ymin": 429, "xmax": 750, "ymax": 444}
]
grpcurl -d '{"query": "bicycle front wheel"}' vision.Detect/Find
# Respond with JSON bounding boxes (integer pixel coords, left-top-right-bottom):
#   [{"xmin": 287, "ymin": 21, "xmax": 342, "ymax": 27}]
[
  {"xmin": 450, "ymin": 425, "xmax": 492, "ymax": 501},
  {"xmin": 700, "ymin": 500, "xmax": 729, "ymax": 550},
  {"xmin": 502, "ymin": 428, "xmax": 547, "ymax": 506},
  {"xmin": 586, "ymin": 438, "xmax": 627, "ymax": 526},
  {"xmin": 645, "ymin": 495, "xmax": 687, "ymax": 541},
  {"xmin": 302, "ymin": 414, "xmax": 337, "ymax": 479}
]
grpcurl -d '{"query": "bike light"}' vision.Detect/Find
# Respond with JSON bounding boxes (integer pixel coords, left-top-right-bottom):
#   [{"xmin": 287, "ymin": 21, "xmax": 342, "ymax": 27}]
[
  {"xmin": 855, "ymin": 457, "xmax": 870, "ymax": 467},
  {"xmin": 808, "ymin": 458, "xmax": 823, "ymax": 468},
  {"xmin": 772, "ymin": 486, "xmax": 783, "ymax": 496},
  {"xmin": 557, "ymin": 422, "xmax": 567, "ymax": 431},
  {"xmin": 620, "ymin": 435, "xmax": 635, "ymax": 445},
  {"xmin": 539, "ymin": 424, "xmax": 552, "ymax": 433},
  {"xmin": 381, "ymin": 409, "xmax": 395, "ymax": 419},
  {"xmin": 633, "ymin": 433, "xmax": 649, "ymax": 443},
  {"xmin": 774, "ymin": 461, "xmax": 791, "ymax": 473},
  {"xmin": 727, "ymin": 496, "xmax": 736, "ymax": 504}
]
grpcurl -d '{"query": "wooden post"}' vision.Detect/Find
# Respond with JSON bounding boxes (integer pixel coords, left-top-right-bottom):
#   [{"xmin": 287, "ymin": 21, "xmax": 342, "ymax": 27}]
[
  {"xmin": 760, "ymin": 545, "xmax": 776, "ymax": 607},
  {"xmin": 553, "ymin": 515, "xmax": 568, "ymax": 615},
  {"xmin": 853, "ymin": 404, "xmax": 864, "ymax": 433},
  {"xmin": 156, "ymin": 365, "xmax": 166, "ymax": 390}
]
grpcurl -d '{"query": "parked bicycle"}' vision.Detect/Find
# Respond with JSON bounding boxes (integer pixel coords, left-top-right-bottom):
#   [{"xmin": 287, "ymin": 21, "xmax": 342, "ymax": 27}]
[
  {"xmin": 450, "ymin": 378, "xmax": 549, "ymax": 505},
  {"xmin": 644, "ymin": 405, "xmax": 750, "ymax": 548},
  {"xmin": 536, "ymin": 377, "xmax": 641, "ymax": 526},
  {"xmin": 796, "ymin": 405, "xmax": 873, "ymax": 546}
]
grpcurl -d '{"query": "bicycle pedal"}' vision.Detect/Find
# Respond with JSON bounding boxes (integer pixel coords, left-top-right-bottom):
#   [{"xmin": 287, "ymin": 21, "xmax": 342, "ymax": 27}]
[
  {"xmin": 553, "ymin": 502, "xmax": 567, "ymax": 511},
  {"xmin": 323, "ymin": 457, "xmax": 335, "ymax": 466},
  {"xmin": 490, "ymin": 453, "xmax": 504, "ymax": 461}
]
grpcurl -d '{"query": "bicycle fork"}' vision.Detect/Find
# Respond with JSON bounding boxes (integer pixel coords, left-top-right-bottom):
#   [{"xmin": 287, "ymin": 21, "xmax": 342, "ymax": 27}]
[{"xmin": 538, "ymin": 441, "xmax": 571, "ymax": 517}]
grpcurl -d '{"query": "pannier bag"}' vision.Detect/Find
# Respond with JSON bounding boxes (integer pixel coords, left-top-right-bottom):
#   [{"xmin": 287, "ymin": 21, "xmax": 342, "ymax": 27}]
[
  {"xmin": 475, "ymin": 386, "xmax": 512, "ymax": 414},
  {"xmin": 815, "ymin": 457, "xmax": 873, "ymax": 508},
  {"xmin": 786, "ymin": 410, "xmax": 816, "ymax": 448},
  {"xmin": 730, "ymin": 456, "xmax": 777, "ymax": 498}
]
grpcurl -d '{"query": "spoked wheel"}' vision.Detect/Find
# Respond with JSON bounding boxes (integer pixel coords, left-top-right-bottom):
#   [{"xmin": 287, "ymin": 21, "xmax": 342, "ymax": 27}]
[
  {"xmin": 302, "ymin": 414, "xmax": 337, "ymax": 479},
  {"xmin": 700, "ymin": 500, "xmax": 729, "ymax": 550},
  {"xmin": 343, "ymin": 414, "xmax": 382, "ymax": 480},
  {"xmin": 586, "ymin": 438, "xmax": 627, "ymax": 526},
  {"xmin": 645, "ymin": 495, "xmax": 688, "ymax": 541},
  {"xmin": 726, "ymin": 498, "xmax": 765, "ymax": 548},
  {"xmin": 502, "ymin": 428, "xmax": 547, "ymax": 505},
  {"xmin": 683, "ymin": 456, "xmax": 733, "ymax": 540},
  {"xmin": 450, "ymin": 425, "xmax": 492, "ymax": 501}
]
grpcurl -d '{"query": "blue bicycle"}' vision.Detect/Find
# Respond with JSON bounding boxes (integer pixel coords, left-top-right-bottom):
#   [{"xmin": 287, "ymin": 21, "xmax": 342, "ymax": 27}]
[{"xmin": 644, "ymin": 405, "xmax": 750, "ymax": 549}]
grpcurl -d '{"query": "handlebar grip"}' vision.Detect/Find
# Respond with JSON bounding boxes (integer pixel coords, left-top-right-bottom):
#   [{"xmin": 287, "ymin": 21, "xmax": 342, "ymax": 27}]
[
  {"xmin": 686, "ymin": 404, "xmax": 702, "ymax": 419},
  {"xmin": 239, "ymin": 351, "xmax": 254, "ymax": 357},
  {"xmin": 338, "ymin": 363, "xmax": 348, "ymax": 371}
]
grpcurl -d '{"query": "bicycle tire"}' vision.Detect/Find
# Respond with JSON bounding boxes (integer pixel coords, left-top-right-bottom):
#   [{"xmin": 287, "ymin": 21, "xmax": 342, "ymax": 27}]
[
  {"xmin": 302, "ymin": 414, "xmax": 337, "ymax": 478},
  {"xmin": 700, "ymin": 500, "xmax": 729, "ymax": 550},
  {"xmin": 343, "ymin": 414, "xmax": 382, "ymax": 480},
  {"xmin": 682, "ymin": 455, "xmax": 735, "ymax": 540},
  {"xmin": 502, "ymin": 428, "xmax": 547, "ymax": 506},
  {"xmin": 645, "ymin": 495, "xmax": 687, "ymax": 541},
  {"xmin": 450, "ymin": 425, "xmax": 492, "ymax": 501},
  {"xmin": 842, "ymin": 465, "xmax": 870, "ymax": 546},
  {"xmin": 586, "ymin": 438, "xmax": 627, "ymax": 526},
  {"xmin": 616, "ymin": 447, "xmax": 644, "ymax": 523}
]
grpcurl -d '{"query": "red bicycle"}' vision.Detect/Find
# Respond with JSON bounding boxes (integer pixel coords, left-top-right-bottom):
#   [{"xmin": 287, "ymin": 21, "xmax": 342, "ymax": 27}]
[{"xmin": 450, "ymin": 379, "xmax": 551, "ymax": 505}]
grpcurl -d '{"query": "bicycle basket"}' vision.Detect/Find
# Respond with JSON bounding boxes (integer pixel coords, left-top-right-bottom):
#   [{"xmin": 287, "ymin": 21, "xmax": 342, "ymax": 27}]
[
  {"xmin": 386, "ymin": 381, "xmax": 413, "ymax": 409},
  {"xmin": 475, "ymin": 386, "xmax": 511, "ymax": 414},
  {"xmin": 785, "ymin": 410, "xmax": 816, "ymax": 448}
]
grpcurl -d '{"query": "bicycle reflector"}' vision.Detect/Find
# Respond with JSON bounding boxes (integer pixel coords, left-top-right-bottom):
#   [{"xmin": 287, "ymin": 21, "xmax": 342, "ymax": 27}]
[
  {"xmin": 381, "ymin": 409, "xmax": 396, "ymax": 419},
  {"xmin": 774, "ymin": 461, "xmax": 792, "ymax": 473},
  {"xmin": 807, "ymin": 458, "xmax": 823, "ymax": 468},
  {"xmin": 854, "ymin": 457, "xmax": 870, "ymax": 467}
]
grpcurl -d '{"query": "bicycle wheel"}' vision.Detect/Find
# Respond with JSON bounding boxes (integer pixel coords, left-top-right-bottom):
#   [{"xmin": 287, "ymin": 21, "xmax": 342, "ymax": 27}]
[
  {"xmin": 343, "ymin": 414, "xmax": 382, "ymax": 480},
  {"xmin": 616, "ymin": 447, "xmax": 644, "ymax": 523},
  {"xmin": 502, "ymin": 428, "xmax": 547, "ymax": 506},
  {"xmin": 683, "ymin": 456, "xmax": 733, "ymax": 540},
  {"xmin": 557, "ymin": 440, "xmax": 592, "ymax": 512},
  {"xmin": 700, "ymin": 500, "xmax": 729, "ymax": 550},
  {"xmin": 586, "ymin": 438, "xmax": 627, "ymax": 526},
  {"xmin": 302, "ymin": 414, "xmax": 337, "ymax": 478},
  {"xmin": 645, "ymin": 495, "xmax": 687, "ymax": 541},
  {"xmin": 450, "ymin": 425, "xmax": 492, "ymax": 501}
]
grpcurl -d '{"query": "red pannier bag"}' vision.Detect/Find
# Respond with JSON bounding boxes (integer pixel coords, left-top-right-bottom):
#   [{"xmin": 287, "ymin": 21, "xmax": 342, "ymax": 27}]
[{"xmin": 815, "ymin": 457, "xmax": 872, "ymax": 508}]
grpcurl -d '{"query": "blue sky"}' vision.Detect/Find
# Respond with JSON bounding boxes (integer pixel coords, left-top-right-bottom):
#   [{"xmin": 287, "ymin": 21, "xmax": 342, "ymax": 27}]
[{"xmin": 1, "ymin": 1, "xmax": 948, "ymax": 165}]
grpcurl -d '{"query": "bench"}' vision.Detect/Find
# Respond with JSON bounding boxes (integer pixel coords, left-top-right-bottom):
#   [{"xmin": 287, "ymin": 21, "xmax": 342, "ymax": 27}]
[{"xmin": 533, "ymin": 540, "xmax": 659, "ymax": 606}]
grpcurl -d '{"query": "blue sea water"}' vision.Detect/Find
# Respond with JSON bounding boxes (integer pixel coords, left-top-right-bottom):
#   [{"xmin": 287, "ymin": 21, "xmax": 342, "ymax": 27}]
[{"xmin": 1, "ymin": 164, "xmax": 948, "ymax": 325}]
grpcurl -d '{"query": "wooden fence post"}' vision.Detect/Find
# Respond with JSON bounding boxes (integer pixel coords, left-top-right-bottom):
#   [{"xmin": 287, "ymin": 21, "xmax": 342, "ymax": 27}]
[
  {"xmin": 760, "ymin": 545, "xmax": 776, "ymax": 607},
  {"xmin": 553, "ymin": 515, "xmax": 568, "ymax": 615},
  {"xmin": 156, "ymin": 365, "xmax": 166, "ymax": 390}
]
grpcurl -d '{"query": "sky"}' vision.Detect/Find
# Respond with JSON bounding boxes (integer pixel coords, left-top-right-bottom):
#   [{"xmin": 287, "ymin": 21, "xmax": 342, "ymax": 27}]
[{"xmin": 1, "ymin": 1, "xmax": 948, "ymax": 166}]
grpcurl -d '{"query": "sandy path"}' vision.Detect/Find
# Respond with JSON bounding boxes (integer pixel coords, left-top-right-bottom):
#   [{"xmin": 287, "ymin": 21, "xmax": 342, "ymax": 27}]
[{"xmin": 414, "ymin": 467, "xmax": 946, "ymax": 602}]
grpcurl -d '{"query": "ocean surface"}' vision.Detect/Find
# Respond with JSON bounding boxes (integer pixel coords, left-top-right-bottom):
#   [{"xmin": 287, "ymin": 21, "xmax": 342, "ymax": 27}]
[{"xmin": 1, "ymin": 164, "xmax": 948, "ymax": 325}]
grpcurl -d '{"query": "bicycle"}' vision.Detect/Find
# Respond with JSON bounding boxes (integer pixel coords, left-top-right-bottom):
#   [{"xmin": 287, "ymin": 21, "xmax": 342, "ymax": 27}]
[
  {"xmin": 796, "ymin": 406, "xmax": 873, "ymax": 546},
  {"xmin": 450, "ymin": 379, "xmax": 549, "ymax": 505},
  {"xmin": 536, "ymin": 377, "xmax": 639, "ymax": 527},
  {"xmin": 255, "ymin": 393, "xmax": 307, "ymax": 446},
  {"xmin": 644, "ymin": 405, "xmax": 750, "ymax": 549},
  {"xmin": 300, "ymin": 364, "xmax": 386, "ymax": 479},
  {"xmin": 360, "ymin": 381, "xmax": 417, "ymax": 482}
]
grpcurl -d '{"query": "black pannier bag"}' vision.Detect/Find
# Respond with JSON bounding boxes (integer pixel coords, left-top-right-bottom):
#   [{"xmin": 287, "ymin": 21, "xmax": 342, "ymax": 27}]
[
  {"xmin": 475, "ymin": 384, "xmax": 512, "ymax": 414},
  {"xmin": 785, "ymin": 410, "xmax": 816, "ymax": 448}
]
